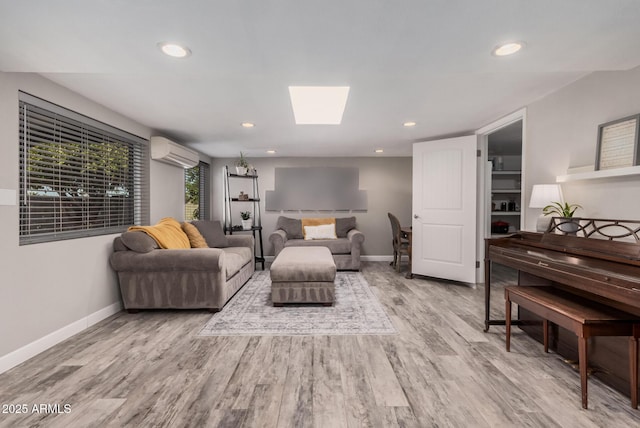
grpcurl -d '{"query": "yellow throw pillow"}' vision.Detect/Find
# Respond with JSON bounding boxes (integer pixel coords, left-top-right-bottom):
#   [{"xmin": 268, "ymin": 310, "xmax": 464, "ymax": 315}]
[
  {"xmin": 181, "ymin": 222, "xmax": 209, "ymax": 248},
  {"xmin": 301, "ymin": 217, "xmax": 335, "ymax": 239}
]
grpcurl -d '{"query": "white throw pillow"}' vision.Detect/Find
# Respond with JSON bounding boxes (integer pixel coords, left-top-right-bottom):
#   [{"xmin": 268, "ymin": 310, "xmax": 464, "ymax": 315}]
[{"xmin": 304, "ymin": 224, "xmax": 337, "ymax": 240}]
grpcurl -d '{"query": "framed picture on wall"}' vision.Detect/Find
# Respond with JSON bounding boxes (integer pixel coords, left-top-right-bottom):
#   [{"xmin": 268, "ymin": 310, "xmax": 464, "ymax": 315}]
[{"xmin": 595, "ymin": 114, "xmax": 640, "ymax": 170}]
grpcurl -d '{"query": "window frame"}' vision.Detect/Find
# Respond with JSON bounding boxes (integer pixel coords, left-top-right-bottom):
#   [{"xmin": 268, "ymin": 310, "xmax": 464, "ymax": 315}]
[
  {"xmin": 18, "ymin": 92, "xmax": 150, "ymax": 245},
  {"xmin": 184, "ymin": 161, "xmax": 210, "ymax": 221}
]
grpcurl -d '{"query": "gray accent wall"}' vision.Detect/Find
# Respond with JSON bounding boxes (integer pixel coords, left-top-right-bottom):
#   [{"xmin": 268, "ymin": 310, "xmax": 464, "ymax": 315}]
[
  {"xmin": 524, "ymin": 66, "xmax": 640, "ymax": 230},
  {"xmin": 211, "ymin": 157, "xmax": 413, "ymax": 257}
]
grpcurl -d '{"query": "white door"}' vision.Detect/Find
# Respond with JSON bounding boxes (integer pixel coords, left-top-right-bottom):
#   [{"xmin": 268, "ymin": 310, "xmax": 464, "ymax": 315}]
[{"xmin": 412, "ymin": 136, "xmax": 477, "ymax": 283}]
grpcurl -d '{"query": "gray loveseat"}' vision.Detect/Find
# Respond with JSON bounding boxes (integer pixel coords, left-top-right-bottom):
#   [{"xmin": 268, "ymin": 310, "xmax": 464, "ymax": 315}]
[
  {"xmin": 110, "ymin": 220, "xmax": 254, "ymax": 312},
  {"xmin": 269, "ymin": 216, "xmax": 364, "ymax": 270}
]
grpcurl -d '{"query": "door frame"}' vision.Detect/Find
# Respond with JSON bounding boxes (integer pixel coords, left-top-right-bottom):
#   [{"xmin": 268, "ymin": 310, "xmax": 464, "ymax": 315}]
[{"xmin": 475, "ymin": 108, "xmax": 527, "ymax": 283}]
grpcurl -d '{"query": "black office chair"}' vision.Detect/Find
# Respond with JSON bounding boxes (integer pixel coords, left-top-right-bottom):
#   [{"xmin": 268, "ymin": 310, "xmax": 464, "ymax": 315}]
[{"xmin": 388, "ymin": 213, "xmax": 410, "ymax": 273}]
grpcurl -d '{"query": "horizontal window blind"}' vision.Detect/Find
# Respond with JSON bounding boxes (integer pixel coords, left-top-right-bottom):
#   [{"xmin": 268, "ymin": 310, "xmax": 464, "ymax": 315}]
[
  {"xmin": 199, "ymin": 162, "xmax": 211, "ymax": 220},
  {"xmin": 19, "ymin": 92, "xmax": 150, "ymax": 245}
]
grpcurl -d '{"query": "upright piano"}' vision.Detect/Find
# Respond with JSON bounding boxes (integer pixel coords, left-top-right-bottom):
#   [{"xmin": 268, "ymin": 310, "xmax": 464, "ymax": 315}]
[{"xmin": 485, "ymin": 217, "xmax": 640, "ymax": 398}]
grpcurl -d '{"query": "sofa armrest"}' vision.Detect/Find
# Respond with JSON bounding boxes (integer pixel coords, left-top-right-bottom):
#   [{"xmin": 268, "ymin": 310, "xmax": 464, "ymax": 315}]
[
  {"xmin": 110, "ymin": 248, "xmax": 224, "ymax": 272},
  {"xmin": 269, "ymin": 229, "xmax": 288, "ymax": 257},
  {"xmin": 226, "ymin": 234, "xmax": 254, "ymax": 249},
  {"xmin": 347, "ymin": 229, "xmax": 365, "ymax": 245}
]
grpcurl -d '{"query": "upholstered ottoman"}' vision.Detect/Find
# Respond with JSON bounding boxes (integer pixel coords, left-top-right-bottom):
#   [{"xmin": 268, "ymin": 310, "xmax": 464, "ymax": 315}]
[{"xmin": 270, "ymin": 246, "xmax": 336, "ymax": 306}]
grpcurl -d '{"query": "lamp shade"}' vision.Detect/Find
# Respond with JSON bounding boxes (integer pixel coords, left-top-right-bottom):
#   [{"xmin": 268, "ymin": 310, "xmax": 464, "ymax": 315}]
[{"xmin": 529, "ymin": 184, "xmax": 564, "ymax": 208}]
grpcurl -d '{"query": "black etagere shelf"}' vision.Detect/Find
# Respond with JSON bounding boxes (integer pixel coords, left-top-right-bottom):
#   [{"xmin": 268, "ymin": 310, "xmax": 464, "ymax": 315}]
[{"xmin": 223, "ymin": 166, "xmax": 265, "ymax": 269}]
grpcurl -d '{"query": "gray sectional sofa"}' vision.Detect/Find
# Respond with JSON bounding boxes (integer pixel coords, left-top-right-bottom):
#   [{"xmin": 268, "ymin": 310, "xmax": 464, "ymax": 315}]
[
  {"xmin": 268, "ymin": 216, "xmax": 364, "ymax": 270},
  {"xmin": 110, "ymin": 221, "xmax": 254, "ymax": 312}
]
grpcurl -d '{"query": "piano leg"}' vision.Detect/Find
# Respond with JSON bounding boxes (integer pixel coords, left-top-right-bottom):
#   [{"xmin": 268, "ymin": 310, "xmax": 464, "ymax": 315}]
[
  {"xmin": 484, "ymin": 258, "xmax": 491, "ymax": 332},
  {"xmin": 543, "ymin": 319, "xmax": 549, "ymax": 353},
  {"xmin": 630, "ymin": 326, "xmax": 639, "ymax": 409},
  {"xmin": 578, "ymin": 336, "xmax": 588, "ymax": 409},
  {"xmin": 505, "ymin": 291, "xmax": 511, "ymax": 352}
]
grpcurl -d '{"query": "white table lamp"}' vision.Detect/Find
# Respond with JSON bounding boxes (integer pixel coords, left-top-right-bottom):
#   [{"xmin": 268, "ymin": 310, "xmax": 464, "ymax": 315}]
[{"xmin": 529, "ymin": 184, "xmax": 564, "ymax": 232}]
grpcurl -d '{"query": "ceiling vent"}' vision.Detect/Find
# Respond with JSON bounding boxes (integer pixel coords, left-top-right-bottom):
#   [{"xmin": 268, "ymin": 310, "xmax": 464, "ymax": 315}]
[{"xmin": 150, "ymin": 136, "xmax": 199, "ymax": 168}]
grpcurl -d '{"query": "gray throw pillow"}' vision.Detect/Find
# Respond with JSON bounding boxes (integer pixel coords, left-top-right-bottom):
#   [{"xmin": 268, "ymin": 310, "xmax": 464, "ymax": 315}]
[
  {"xmin": 335, "ymin": 217, "xmax": 356, "ymax": 238},
  {"xmin": 276, "ymin": 216, "xmax": 303, "ymax": 239},
  {"xmin": 192, "ymin": 220, "xmax": 229, "ymax": 248},
  {"xmin": 120, "ymin": 231, "xmax": 159, "ymax": 253}
]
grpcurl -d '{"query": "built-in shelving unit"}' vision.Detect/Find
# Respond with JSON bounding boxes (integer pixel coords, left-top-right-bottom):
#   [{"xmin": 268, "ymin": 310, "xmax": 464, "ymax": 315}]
[
  {"xmin": 556, "ymin": 165, "xmax": 640, "ymax": 182},
  {"xmin": 487, "ymin": 120, "xmax": 523, "ymax": 236},
  {"xmin": 223, "ymin": 166, "xmax": 265, "ymax": 270},
  {"xmin": 490, "ymin": 169, "xmax": 522, "ymax": 234}
]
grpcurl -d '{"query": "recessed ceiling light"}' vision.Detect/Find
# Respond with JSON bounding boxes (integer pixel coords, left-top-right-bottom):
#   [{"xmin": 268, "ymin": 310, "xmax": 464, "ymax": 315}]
[
  {"xmin": 241, "ymin": 122, "xmax": 255, "ymax": 128},
  {"xmin": 375, "ymin": 149, "xmax": 384, "ymax": 153},
  {"xmin": 288, "ymin": 86, "xmax": 350, "ymax": 125},
  {"xmin": 266, "ymin": 150, "xmax": 276, "ymax": 154},
  {"xmin": 492, "ymin": 42, "xmax": 524, "ymax": 56},
  {"xmin": 403, "ymin": 121, "xmax": 417, "ymax": 127},
  {"xmin": 158, "ymin": 42, "xmax": 192, "ymax": 58}
]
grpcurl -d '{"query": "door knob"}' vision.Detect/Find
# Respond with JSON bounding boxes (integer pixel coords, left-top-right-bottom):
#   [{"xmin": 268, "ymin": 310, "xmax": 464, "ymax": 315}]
[{"xmin": 414, "ymin": 214, "xmax": 419, "ymax": 219}]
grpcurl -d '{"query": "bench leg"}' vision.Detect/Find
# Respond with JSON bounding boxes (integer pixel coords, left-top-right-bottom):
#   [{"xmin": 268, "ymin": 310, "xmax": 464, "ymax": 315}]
[
  {"xmin": 578, "ymin": 335, "xmax": 588, "ymax": 409},
  {"xmin": 505, "ymin": 293, "xmax": 512, "ymax": 352},
  {"xmin": 543, "ymin": 319, "xmax": 549, "ymax": 353},
  {"xmin": 630, "ymin": 334, "xmax": 638, "ymax": 409}
]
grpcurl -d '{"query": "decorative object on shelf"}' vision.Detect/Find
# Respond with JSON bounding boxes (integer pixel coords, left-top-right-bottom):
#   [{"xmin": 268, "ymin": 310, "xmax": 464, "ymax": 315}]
[
  {"xmin": 543, "ymin": 201, "xmax": 582, "ymax": 234},
  {"xmin": 495, "ymin": 156, "xmax": 504, "ymax": 171},
  {"xmin": 529, "ymin": 184, "xmax": 564, "ymax": 232},
  {"xmin": 491, "ymin": 220, "xmax": 509, "ymax": 234},
  {"xmin": 240, "ymin": 211, "xmax": 252, "ymax": 230},
  {"xmin": 238, "ymin": 191, "xmax": 249, "ymax": 200},
  {"xmin": 235, "ymin": 151, "xmax": 249, "ymax": 175},
  {"xmin": 596, "ymin": 113, "xmax": 640, "ymax": 171}
]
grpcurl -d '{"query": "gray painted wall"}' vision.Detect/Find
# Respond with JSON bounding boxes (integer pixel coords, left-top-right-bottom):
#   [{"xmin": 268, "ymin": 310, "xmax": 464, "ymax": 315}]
[
  {"xmin": 210, "ymin": 157, "xmax": 413, "ymax": 257},
  {"xmin": 0, "ymin": 72, "xmax": 152, "ymax": 359},
  {"xmin": 524, "ymin": 66, "xmax": 640, "ymax": 230}
]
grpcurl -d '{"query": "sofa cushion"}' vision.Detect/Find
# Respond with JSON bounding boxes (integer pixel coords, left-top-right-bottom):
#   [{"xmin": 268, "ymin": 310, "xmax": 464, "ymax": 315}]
[
  {"xmin": 181, "ymin": 222, "xmax": 209, "ymax": 248},
  {"xmin": 222, "ymin": 247, "xmax": 252, "ymax": 279},
  {"xmin": 128, "ymin": 217, "xmax": 190, "ymax": 249},
  {"xmin": 335, "ymin": 216, "xmax": 356, "ymax": 238},
  {"xmin": 120, "ymin": 231, "xmax": 159, "ymax": 253},
  {"xmin": 301, "ymin": 217, "xmax": 335, "ymax": 239},
  {"xmin": 284, "ymin": 238, "xmax": 351, "ymax": 254},
  {"xmin": 304, "ymin": 224, "xmax": 337, "ymax": 240},
  {"xmin": 192, "ymin": 220, "xmax": 229, "ymax": 248},
  {"xmin": 276, "ymin": 216, "xmax": 303, "ymax": 239}
]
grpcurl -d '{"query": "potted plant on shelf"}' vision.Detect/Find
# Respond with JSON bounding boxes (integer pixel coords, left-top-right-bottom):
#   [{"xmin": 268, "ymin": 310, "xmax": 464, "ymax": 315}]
[
  {"xmin": 235, "ymin": 152, "xmax": 249, "ymax": 175},
  {"xmin": 240, "ymin": 211, "xmax": 252, "ymax": 230},
  {"xmin": 543, "ymin": 201, "xmax": 582, "ymax": 234}
]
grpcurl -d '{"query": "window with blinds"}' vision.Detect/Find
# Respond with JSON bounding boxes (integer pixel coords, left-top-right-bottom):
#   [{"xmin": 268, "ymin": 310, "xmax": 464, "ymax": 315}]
[
  {"xmin": 19, "ymin": 92, "xmax": 150, "ymax": 245},
  {"xmin": 184, "ymin": 161, "xmax": 210, "ymax": 221}
]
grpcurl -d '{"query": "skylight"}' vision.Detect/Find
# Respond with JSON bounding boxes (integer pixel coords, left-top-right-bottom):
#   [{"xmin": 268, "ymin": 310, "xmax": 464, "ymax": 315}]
[{"xmin": 288, "ymin": 86, "xmax": 350, "ymax": 125}]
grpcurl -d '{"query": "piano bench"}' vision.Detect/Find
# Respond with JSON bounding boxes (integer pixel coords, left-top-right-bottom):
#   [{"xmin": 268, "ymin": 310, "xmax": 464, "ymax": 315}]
[{"xmin": 504, "ymin": 285, "xmax": 640, "ymax": 410}]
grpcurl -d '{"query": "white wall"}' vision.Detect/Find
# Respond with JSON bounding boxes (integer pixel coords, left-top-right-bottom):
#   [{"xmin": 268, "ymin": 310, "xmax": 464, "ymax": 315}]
[
  {"xmin": 524, "ymin": 66, "xmax": 640, "ymax": 229},
  {"xmin": 150, "ymin": 160, "xmax": 186, "ymax": 223},
  {"xmin": 0, "ymin": 72, "xmax": 153, "ymax": 368},
  {"xmin": 210, "ymin": 157, "xmax": 413, "ymax": 257}
]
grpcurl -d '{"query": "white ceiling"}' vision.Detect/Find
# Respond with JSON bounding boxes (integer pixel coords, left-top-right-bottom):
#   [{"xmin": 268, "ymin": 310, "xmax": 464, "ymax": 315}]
[{"xmin": 1, "ymin": 0, "xmax": 640, "ymax": 158}]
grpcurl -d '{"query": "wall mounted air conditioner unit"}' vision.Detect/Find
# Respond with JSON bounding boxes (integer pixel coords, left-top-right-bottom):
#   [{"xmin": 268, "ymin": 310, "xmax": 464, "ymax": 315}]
[{"xmin": 150, "ymin": 136, "xmax": 199, "ymax": 168}]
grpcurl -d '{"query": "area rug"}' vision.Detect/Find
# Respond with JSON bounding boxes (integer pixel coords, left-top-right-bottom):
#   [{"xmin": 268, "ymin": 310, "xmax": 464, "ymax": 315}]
[{"xmin": 198, "ymin": 271, "xmax": 397, "ymax": 336}]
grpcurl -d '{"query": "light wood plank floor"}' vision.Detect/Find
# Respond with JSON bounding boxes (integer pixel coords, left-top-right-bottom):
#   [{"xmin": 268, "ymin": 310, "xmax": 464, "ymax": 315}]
[{"xmin": 1, "ymin": 262, "xmax": 639, "ymax": 427}]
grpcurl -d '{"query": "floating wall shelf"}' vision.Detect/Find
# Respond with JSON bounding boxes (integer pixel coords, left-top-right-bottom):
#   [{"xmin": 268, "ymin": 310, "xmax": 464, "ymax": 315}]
[{"xmin": 556, "ymin": 165, "xmax": 640, "ymax": 183}]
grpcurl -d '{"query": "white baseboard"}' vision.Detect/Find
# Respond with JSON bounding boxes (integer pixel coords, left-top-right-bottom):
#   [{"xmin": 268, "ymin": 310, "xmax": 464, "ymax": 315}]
[
  {"xmin": 263, "ymin": 255, "xmax": 393, "ymax": 263},
  {"xmin": 0, "ymin": 301, "xmax": 122, "ymax": 375}
]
